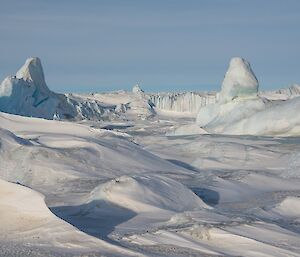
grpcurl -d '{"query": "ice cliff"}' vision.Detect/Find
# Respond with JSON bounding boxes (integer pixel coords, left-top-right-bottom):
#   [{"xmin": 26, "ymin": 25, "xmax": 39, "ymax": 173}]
[{"xmin": 149, "ymin": 92, "xmax": 217, "ymax": 114}]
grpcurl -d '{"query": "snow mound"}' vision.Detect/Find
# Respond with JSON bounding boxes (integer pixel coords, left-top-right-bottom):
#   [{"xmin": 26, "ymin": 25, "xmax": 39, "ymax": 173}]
[
  {"xmin": 0, "ymin": 178, "xmax": 57, "ymax": 232},
  {"xmin": 0, "ymin": 179, "xmax": 140, "ymax": 256},
  {"xmin": 86, "ymin": 175, "xmax": 208, "ymax": 213},
  {"xmin": 219, "ymin": 57, "xmax": 258, "ymax": 103},
  {"xmin": 271, "ymin": 197, "xmax": 300, "ymax": 219}
]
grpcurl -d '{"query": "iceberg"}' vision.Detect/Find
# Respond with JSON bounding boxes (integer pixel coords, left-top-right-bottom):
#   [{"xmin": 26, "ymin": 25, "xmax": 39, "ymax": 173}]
[{"xmin": 196, "ymin": 57, "xmax": 300, "ymax": 136}]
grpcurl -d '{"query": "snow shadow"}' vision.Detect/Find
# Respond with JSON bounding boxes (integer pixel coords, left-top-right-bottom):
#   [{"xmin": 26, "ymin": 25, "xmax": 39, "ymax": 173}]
[
  {"xmin": 192, "ymin": 188, "xmax": 220, "ymax": 206},
  {"xmin": 167, "ymin": 159, "xmax": 199, "ymax": 172},
  {"xmin": 51, "ymin": 200, "xmax": 136, "ymax": 245}
]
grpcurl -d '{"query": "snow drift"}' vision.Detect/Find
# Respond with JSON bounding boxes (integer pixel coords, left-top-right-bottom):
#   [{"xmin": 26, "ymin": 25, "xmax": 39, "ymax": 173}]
[
  {"xmin": 0, "ymin": 179, "xmax": 140, "ymax": 256},
  {"xmin": 86, "ymin": 175, "xmax": 208, "ymax": 213}
]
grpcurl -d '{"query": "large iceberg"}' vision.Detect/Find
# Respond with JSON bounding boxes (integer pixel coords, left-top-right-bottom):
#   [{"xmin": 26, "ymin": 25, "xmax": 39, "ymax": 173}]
[
  {"xmin": 196, "ymin": 57, "xmax": 300, "ymax": 136},
  {"xmin": 0, "ymin": 57, "xmax": 78, "ymax": 119}
]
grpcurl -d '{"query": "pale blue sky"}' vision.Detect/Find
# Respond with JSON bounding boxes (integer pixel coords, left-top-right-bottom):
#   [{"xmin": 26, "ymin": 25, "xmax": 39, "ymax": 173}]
[{"xmin": 0, "ymin": 0, "xmax": 299, "ymax": 93}]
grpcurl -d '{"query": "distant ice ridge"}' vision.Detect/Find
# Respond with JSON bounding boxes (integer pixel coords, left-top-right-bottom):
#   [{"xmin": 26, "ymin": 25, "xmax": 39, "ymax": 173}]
[
  {"xmin": 260, "ymin": 84, "xmax": 300, "ymax": 100},
  {"xmin": 196, "ymin": 57, "xmax": 300, "ymax": 136},
  {"xmin": 1, "ymin": 57, "xmax": 300, "ymax": 122}
]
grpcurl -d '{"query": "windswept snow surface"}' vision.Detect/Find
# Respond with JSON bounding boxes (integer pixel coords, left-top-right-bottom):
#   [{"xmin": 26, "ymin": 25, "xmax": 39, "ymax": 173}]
[
  {"xmin": 87, "ymin": 174, "xmax": 208, "ymax": 213},
  {"xmin": 1, "ymin": 109, "xmax": 300, "ymax": 256}
]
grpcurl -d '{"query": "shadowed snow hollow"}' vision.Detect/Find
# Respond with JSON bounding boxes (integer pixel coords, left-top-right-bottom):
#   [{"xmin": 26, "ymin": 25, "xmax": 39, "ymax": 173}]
[{"xmin": 86, "ymin": 175, "xmax": 209, "ymax": 213}]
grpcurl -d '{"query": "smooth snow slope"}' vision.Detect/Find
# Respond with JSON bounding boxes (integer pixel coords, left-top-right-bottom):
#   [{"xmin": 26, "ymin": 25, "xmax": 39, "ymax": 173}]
[
  {"xmin": 0, "ymin": 111, "xmax": 189, "ymax": 199},
  {"xmin": 86, "ymin": 174, "xmax": 208, "ymax": 213},
  {"xmin": 0, "ymin": 178, "xmax": 141, "ymax": 257},
  {"xmin": 1, "ymin": 109, "xmax": 300, "ymax": 256}
]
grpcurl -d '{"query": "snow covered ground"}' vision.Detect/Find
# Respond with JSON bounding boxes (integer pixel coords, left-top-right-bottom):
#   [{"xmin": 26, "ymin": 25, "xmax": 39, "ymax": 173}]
[
  {"xmin": 1, "ymin": 57, "xmax": 300, "ymax": 256},
  {"xmin": 1, "ymin": 110, "xmax": 300, "ymax": 256}
]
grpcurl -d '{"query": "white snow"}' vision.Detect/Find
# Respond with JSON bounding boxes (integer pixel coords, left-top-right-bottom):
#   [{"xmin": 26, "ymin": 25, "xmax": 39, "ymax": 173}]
[
  {"xmin": 271, "ymin": 197, "xmax": 300, "ymax": 220},
  {"xmin": 86, "ymin": 174, "xmax": 209, "ymax": 213},
  {"xmin": 1, "ymin": 56, "xmax": 300, "ymax": 257},
  {"xmin": 0, "ymin": 179, "xmax": 140, "ymax": 256}
]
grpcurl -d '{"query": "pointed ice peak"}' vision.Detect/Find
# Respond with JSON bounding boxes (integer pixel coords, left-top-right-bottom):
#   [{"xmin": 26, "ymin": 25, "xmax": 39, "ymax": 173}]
[
  {"xmin": 219, "ymin": 57, "xmax": 259, "ymax": 103},
  {"xmin": 132, "ymin": 83, "xmax": 144, "ymax": 94},
  {"xmin": 16, "ymin": 57, "xmax": 48, "ymax": 92}
]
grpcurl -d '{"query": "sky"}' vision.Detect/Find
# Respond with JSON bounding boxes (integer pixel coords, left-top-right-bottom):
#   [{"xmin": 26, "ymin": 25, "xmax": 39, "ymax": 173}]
[{"xmin": 0, "ymin": 0, "xmax": 299, "ymax": 93}]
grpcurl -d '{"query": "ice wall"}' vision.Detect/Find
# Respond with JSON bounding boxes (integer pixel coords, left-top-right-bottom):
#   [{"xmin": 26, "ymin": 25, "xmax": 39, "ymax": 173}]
[{"xmin": 149, "ymin": 92, "xmax": 217, "ymax": 114}]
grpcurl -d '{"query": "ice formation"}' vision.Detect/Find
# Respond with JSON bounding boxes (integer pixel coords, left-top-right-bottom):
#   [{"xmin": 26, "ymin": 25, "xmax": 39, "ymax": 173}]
[
  {"xmin": 0, "ymin": 57, "xmax": 78, "ymax": 119},
  {"xmin": 219, "ymin": 57, "xmax": 259, "ymax": 103},
  {"xmin": 149, "ymin": 92, "xmax": 217, "ymax": 114},
  {"xmin": 0, "ymin": 58, "xmax": 156, "ymax": 120},
  {"xmin": 196, "ymin": 57, "xmax": 300, "ymax": 136}
]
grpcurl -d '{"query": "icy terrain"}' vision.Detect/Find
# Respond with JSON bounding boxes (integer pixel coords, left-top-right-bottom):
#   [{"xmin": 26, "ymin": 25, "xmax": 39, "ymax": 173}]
[
  {"xmin": 1, "ymin": 111, "xmax": 300, "ymax": 256},
  {"xmin": 1, "ymin": 57, "xmax": 300, "ymax": 256},
  {"xmin": 1, "ymin": 57, "xmax": 300, "ymax": 123},
  {"xmin": 196, "ymin": 57, "xmax": 300, "ymax": 136},
  {"xmin": 0, "ymin": 58, "xmax": 155, "ymax": 121}
]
